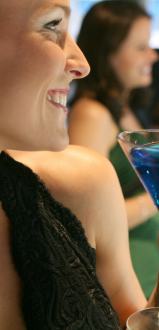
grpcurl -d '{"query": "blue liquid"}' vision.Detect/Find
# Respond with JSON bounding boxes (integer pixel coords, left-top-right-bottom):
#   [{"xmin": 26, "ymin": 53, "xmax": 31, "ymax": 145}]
[{"xmin": 130, "ymin": 142, "xmax": 159, "ymax": 209}]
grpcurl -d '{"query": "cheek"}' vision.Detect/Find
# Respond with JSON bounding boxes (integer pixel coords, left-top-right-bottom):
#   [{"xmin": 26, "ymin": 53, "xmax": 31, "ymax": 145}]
[
  {"xmin": 112, "ymin": 56, "xmax": 131, "ymax": 80},
  {"xmin": 18, "ymin": 36, "xmax": 66, "ymax": 82},
  {"xmin": 111, "ymin": 54, "xmax": 142, "ymax": 89},
  {"xmin": 0, "ymin": 34, "xmax": 66, "ymax": 91},
  {"xmin": 111, "ymin": 52, "xmax": 129, "ymax": 77},
  {"xmin": 117, "ymin": 56, "xmax": 140, "ymax": 80}
]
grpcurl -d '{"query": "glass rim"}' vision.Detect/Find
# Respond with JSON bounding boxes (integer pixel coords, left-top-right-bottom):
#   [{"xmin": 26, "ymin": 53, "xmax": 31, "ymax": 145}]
[
  {"xmin": 117, "ymin": 129, "xmax": 159, "ymax": 150},
  {"xmin": 126, "ymin": 307, "xmax": 159, "ymax": 328}
]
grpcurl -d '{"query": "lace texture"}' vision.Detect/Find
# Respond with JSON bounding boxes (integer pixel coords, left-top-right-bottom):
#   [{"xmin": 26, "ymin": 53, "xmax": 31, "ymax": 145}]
[{"xmin": 0, "ymin": 151, "xmax": 122, "ymax": 330}]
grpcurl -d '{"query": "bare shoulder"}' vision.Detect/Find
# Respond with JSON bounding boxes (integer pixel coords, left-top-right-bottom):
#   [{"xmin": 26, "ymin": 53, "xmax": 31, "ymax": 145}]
[
  {"xmin": 68, "ymin": 98, "xmax": 118, "ymax": 155},
  {"xmin": 6, "ymin": 150, "xmax": 146, "ymax": 324},
  {"xmin": 34, "ymin": 147, "xmax": 129, "ymax": 313},
  {"xmin": 70, "ymin": 97, "xmax": 111, "ymax": 123},
  {"xmin": 36, "ymin": 145, "xmax": 117, "ymax": 194},
  {"xmin": 10, "ymin": 146, "xmax": 116, "ymax": 189},
  {"xmin": 8, "ymin": 147, "xmax": 122, "ymax": 249},
  {"xmin": 37, "ymin": 146, "xmax": 125, "ymax": 250}
]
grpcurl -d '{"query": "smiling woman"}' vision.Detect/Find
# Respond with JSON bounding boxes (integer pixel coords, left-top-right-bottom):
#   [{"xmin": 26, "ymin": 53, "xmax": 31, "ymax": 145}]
[
  {"xmin": 0, "ymin": 0, "xmax": 88, "ymax": 152},
  {"xmin": 0, "ymin": 0, "xmax": 159, "ymax": 329}
]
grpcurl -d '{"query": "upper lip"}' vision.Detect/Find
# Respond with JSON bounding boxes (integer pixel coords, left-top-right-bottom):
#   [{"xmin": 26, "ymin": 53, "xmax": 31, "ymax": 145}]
[{"xmin": 48, "ymin": 88, "xmax": 70, "ymax": 95}]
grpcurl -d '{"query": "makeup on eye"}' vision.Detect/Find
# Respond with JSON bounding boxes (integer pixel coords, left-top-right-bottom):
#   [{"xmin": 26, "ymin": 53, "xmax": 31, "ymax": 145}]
[
  {"xmin": 44, "ymin": 18, "xmax": 62, "ymax": 31},
  {"xmin": 32, "ymin": 6, "xmax": 68, "ymax": 36}
]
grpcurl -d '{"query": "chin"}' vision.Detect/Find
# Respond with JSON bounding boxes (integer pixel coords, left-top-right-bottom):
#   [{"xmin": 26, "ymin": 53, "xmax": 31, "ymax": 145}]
[
  {"xmin": 140, "ymin": 76, "xmax": 152, "ymax": 87},
  {"xmin": 20, "ymin": 138, "xmax": 69, "ymax": 153},
  {"xmin": 49, "ymin": 136, "xmax": 69, "ymax": 153},
  {"xmin": 52, "ymin": 143, "xmax": 68, "ymax": 152},
  {"xmin": 131, "ymin": 79, "xmax": 152, "ymax": 89},
  {"xmin": 34, "ymin": 127, "xmax": 69, "ymax": 152}
]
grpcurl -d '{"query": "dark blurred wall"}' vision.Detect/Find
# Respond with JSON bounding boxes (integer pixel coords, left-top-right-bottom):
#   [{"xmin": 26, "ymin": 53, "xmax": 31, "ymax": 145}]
[{"xmin": 151, "ymin": 49, "xmax": 159, "ymax": 127}]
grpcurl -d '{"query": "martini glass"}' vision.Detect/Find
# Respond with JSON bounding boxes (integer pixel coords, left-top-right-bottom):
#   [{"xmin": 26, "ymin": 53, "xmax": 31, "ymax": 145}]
[
  {"xmin": 117, "ymin": 129, "xmax": 159, "ymax": 209},
  {"xmin": 126, "ymin": 307, "xmax": 159, "ymax": 330}
]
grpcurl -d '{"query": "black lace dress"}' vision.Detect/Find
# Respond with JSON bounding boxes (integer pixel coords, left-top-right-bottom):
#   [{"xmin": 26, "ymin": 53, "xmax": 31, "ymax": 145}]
[{"xmin": 0, "ymin": 151, "xmax": 122, "ymax": 330}]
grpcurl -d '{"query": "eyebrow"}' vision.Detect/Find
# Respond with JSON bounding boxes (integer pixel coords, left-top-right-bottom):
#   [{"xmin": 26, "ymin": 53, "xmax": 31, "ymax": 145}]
[{"xmin": 46, "ymin": 5, "xmax": 71, "ymax": 18}]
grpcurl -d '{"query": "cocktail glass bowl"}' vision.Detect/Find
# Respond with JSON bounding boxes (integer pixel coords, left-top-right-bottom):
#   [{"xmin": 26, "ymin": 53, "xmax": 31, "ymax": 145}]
[
  {"xmin": 126, "ymin": 307, "xmax": 159, "ymax": 330},
  {"xmin": 117, "ymin": 129, "xmax": 159, "ymax": 209}
]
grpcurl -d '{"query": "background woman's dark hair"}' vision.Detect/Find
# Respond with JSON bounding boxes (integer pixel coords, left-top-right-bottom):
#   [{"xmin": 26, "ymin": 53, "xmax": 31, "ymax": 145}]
[{"xmin": 70, "ymin": 0, "xmax": 152, "ymax": 125}]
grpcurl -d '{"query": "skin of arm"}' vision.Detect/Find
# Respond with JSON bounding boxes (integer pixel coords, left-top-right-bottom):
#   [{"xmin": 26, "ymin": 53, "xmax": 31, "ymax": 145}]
[
  {"xmin": 11, "ymin": 146, "xmax": 148, "ymax": 328},
  {"xmin": 125, "ymin": 192, "xmax": 157, "ymax": 229},
  {"xmin": 68, "ymin": 98, "xmax": 158, "ymax": 229},
  {"xmin": 0, "ymin": 204, "xmax": 27, "ymax": 330}
]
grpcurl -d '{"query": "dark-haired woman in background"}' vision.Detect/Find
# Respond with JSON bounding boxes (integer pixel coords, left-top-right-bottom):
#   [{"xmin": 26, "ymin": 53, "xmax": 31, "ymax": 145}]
[{"xmin": 68, "ymin": 0, "xmax": 159, "ymax": 299}]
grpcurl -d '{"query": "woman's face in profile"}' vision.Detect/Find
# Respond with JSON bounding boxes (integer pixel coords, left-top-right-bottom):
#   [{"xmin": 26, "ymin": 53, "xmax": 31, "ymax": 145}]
[
  {"xmin": 0, "ymin": 0, "xmax": 89, "ymax": 152},
  {"xmin": 110, "ymin": 17, "xmax": 158, "ymax": 90}
]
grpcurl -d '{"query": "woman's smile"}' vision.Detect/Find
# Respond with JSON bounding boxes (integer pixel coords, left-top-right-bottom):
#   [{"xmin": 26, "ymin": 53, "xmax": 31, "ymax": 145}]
[
  {"xmin": 0, "ymin": 0, "xmax": 89, "ymax": 152},
  {"xmin": 110, "ymin": 17, "xmax": 158, "ymax": 89},
  {"xmin": 46, "ymin": 88, "xmax": 70, "ymax": 115}
]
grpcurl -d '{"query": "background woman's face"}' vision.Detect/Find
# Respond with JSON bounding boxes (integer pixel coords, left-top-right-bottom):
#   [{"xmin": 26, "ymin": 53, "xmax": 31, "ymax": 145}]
[
  {"xmin": 110, "ymin": 17, "xmax": 158, "ymax": 90},
  {"xmin": 0, "ymin": 0, "xmax": 89, "ymax": 151}
]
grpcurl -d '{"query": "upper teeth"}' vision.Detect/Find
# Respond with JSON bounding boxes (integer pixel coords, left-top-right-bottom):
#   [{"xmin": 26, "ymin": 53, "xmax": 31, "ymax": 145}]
[{"xmin": 46, "ymin": 92, "xmax": 67, "ymax": 107}]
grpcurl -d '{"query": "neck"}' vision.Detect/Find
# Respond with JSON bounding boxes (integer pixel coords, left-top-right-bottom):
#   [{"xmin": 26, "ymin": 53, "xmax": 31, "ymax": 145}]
[{"xmin": 119, "ymin": 88, "xmax": 131, "ymax": 106}]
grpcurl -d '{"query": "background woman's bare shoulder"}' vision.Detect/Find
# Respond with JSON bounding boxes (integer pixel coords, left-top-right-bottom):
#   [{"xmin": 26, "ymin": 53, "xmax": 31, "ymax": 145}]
[
  {"xmin": 68, "ymin": 98, "xmax": 118, "ymax": 155},
  {"xmin": 69, "ymin": 97, "xmax": 112, "ymax": 125}
]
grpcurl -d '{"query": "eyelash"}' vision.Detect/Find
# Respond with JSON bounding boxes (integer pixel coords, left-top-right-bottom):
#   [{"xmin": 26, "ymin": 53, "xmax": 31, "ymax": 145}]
[{"xmin": 44, "ymin": 18, "xmax": 62, "ymax": 32}]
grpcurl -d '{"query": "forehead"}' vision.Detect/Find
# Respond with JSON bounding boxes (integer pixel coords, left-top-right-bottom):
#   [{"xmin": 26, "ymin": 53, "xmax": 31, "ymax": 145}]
[
  {"xmin": 29, "ymin": 0, "xmax": 71, "ymax": 16},
  {"xmin": 126, "ymin": 17, "xmax": 151, "ymax": 44},
  {"xmin": 0, "ymin": 0, "xmax": 70, "ymax": 19}
]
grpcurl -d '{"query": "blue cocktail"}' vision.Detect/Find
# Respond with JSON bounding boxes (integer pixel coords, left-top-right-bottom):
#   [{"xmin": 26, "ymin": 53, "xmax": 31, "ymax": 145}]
[{"xmin": 117, "ymin": 130, "xmax": 159, "ymax": 209}]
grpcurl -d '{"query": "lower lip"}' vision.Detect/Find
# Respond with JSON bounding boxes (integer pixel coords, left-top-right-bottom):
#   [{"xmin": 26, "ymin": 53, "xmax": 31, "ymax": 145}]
[{"xmin": 47, "ymin": 99, "xmax": 68, "ymax": 115}]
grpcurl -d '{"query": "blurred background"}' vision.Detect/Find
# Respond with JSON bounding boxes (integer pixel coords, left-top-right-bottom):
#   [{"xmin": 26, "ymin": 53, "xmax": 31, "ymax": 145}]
[
  {"xmin": 69, "ymin": 0, "xmax": 159, "ymax": 48},
  {"xmin": 69, "ymin": 0, "xmax": 159, "ymax": 128}
]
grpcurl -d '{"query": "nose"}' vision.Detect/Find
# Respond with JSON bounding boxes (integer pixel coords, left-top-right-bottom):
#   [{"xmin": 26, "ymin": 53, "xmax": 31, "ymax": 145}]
[
  {"xmin": 149, "ymin": 47, "xmax": 159, "ymax": 64},
  {"xmin": 64, "ymin": 33, "xmax": 90, "ymax": 80}
]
